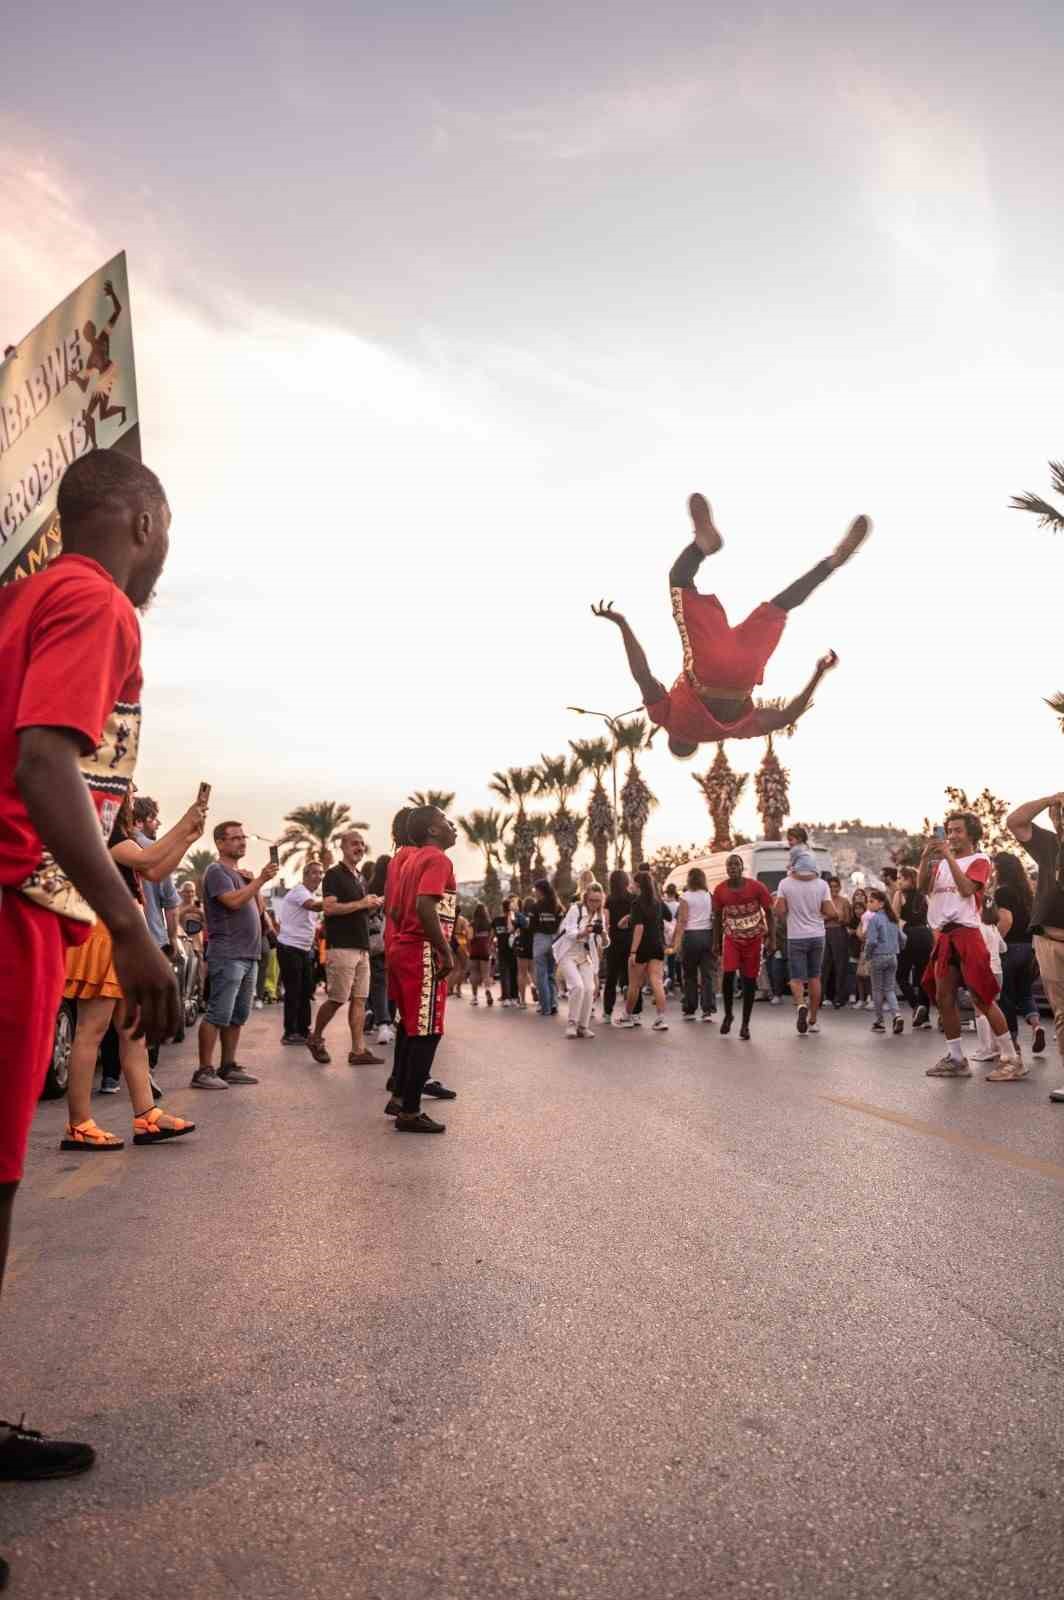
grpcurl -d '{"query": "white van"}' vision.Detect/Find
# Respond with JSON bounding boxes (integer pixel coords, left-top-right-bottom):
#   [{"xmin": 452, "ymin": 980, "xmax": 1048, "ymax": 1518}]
[{"xmin": 664, "ymin": 839, "xmax": 834, "ymax": 897}]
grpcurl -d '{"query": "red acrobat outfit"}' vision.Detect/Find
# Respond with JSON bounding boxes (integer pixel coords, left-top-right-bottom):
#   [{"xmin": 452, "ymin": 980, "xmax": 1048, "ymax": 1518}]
[{"xmin": 646, "ymin": 591, "xmax": 787, "ymax": 745}]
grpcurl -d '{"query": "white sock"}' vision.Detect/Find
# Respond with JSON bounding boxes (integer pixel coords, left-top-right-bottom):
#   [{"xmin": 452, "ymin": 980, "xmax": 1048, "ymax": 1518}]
[
  {"xmin": 947, "ymin": 1037, "xmax": 966, "ymax": 1063},
  {"xmin": 975, "ymin": 1015, "xmax": 994, "ymax": 1054}
]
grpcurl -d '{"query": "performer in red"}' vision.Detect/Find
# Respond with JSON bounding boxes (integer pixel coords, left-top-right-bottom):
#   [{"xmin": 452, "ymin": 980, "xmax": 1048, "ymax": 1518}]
[
  {"xmin": 592, "ymin": 492, "xmax": 870, "ymax": 757},
  {"xmin": 712, "ymin": 855, "xmax": 774, "ymax": 1039},
  {"xmin": 386, "ymin": 805, "xmax": 458, "ymax": 1132},
  {"xmin": 0, "ymin": 450, "xmax": 179, "ymax": 1585}
]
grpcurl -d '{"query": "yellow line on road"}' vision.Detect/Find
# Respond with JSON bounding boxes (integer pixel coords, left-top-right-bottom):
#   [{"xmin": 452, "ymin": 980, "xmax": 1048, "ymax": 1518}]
[
  {"xmin": 44, "ymin": 1157, "xmax": 125, "ymax": 1201},
  {"xmin": 820, "ymin": 1095, "xmax": 1064, "ymax": 1184}
]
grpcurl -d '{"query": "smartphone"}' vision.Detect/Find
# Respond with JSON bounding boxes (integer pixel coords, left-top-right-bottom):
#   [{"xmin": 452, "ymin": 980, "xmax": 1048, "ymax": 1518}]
[
  {"xmin": 932, "ymin": 825, "xmax": 946, "ymax": 840},
  {"xmin": 269, "ymin": 844, "xmax": 280, "ymax": 866},
  {"xmin": 197, "ymin": 780, "xmax": 211, "ymax": 808}
]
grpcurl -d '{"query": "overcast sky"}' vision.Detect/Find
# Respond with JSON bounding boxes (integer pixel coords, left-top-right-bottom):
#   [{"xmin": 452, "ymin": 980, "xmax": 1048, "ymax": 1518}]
[{"xmin": 4, "ymin": 1, "xmax": 1064, "ymax": 876}]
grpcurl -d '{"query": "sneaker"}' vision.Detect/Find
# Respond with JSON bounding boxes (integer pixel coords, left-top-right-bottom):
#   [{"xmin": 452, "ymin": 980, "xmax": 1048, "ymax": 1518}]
[
  {"xmin": 422, "ymin": 1080, "xmax": 457, "ymax": 1099},
  {"xmin": 376, "ymin": 1025, "xmax": 395, "ymax": 1045},
  {"xmin": 652, "ymin": 1017, "xmax": 669, "ymax": 1032},
  {"xmin": 739, "ymin": 1025, "xmax": 751, "ymax": 1040},
  {"xmin": 871, "ymin": 1021, "xmax": 886, "ymax": 1032},
  {"xmin": 926, "ymin": 1054, "xmax": 971, "ymax": 1077},
  {"xmin": 98, "ymin": 1077, "xmax": 120, "ymax": 1094},
  {"xmin": 985, "ymin": 1057, "xmax": 1029, "ymax": 1082},
  {"xmin": 218, "ymin": 1065, "xmax": 259, "ymax": 1085},
  {"xmin": 306, "ymin": 1035, "xmax": 331, "ymax": 1064},
  {"xmin": 395, "ymin": 1111, "xmax": 446, "ymax": 1133},
  {"xmin": 614, "ymin": 1015, "xmax": 637, "ymax": 1028},
  {"xmin": 1033, "ymin": 1025, "xmax": 1047, "ymax": 1056},
  {"xmin": 253, "ymin": 999, "xmax": 264, "ymax": 1010},
  {"xmin": 913, "ymin": 1005, "xmax": 930, "ymax": 1029},
  {"xmin": 281, "ymin": 1033, "xmax": 304, "ymax": 1045},
  {"xmin": 384, "ymin": 1097, "xmax": 402, "ymax": 1117},
  {"xmin": 849, "ymin": 997, "xmax": 860, "ymax": 1008},
  {"xmin": 892, "ymin": 1016, "xmax": 904, "ymax": 1036},
  {"xmin": 720, "ymin": 1015, "xmax": 733, "ymax": 1035},
  {"xmin": 682, "ymin": 1011, "xmax": 697, "ymax": 1022},
  {"xmin": 0, "ymin": 1418, "xmax": 96, "ymax": 1481},
  {"xmin": 565, "ymin": 1022, "xmax": 579, "ymax": 1038},
  {"xmin": 808, "ymin": 1022, "xmax": 821, "ymax": 1034},
  {"xmin": 132, "ymin": 1107, "xmax": 196, "ymax": 1144},
  {"xmin": 769, "ymin": 995, "xmax": 781, "ymax": 1005},
  {"xmin": 190, "ymin": 1066, "xmax": 228, "ymax": 1090},
  {"xmin": 577, "ymin": 1027, "xmax": 596, "ymax": 1039},
  {"xmin": 348, "ymin": 1050, "xmax": 384, "ymax": 1067},
  {"xmin": 1050, "ymin": 1086, "xmax": 1064, "ymax": 1102},
  {"xmin": 970, "ymin": 1049, "xmax": 1001, "ymax": 1062},
  {"xmin": 796, "ymin": 1004, "xmax": 809, "ymax": 1036},
  {"xmin": 59, "ymin": 1119, "xmax": 123, "ymax": 1151},
  {"xmin": 862, "ymin": 999, "xmax": 874, "ymax": 1011},
  {"xmin": 471, "ymin": 995, "xmax": 479, "ymax": 1007},
  {"xmin": 699, "ymin": 1011, "xmax": 714, "ymax": 1023},
  {"xmin": 486, "ymin": 993, "xmax": 494, "ymax": 1007}
]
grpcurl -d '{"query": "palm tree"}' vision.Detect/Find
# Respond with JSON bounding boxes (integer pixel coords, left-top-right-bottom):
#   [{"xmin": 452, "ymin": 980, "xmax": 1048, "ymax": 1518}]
[
  {"xmin": 569, "ymin": 736, "xmax": 615, "ymax": 885},
  {"xmin": 407, "ymin": 789, "xmax": 456, "ymax": 812},
  {"xmin": 457, "ymin": 808, "xmax": 509, "ymax": 913},
  {"xmin": 1046, "ymin": 692, "xmax": 1064, "ymax": 735},
  {"xmin": 614, "ymin": 717, "xmax": 657, "ymax": 871},
  {"xmin": 178, "ymin": 847, "xmax": 215, "ymax": 895},
  {"xmin": 1011, "ymin": 460, "xmax": 1064, "ymax": 533},
  {"xmin": 527, "ymin": 812, "xmax": 551, "ymax": 879},
  {"xmin": 694, "ymin": 747, "xmax": 748, "ymax": 852},
  {"xmin": 537, "ymin": 754, "xmax": 584, "ymax": 896},
  {"xmin": 488, "ymin": 766, "xmax": 539, "ymax": 894},
  {"xmin": 755, "ymin": 736, "xmax": 790, "ymax": 841},
  {"xmin": 278, "ymin": 801, "xmax": 365, "ymax": 869}
]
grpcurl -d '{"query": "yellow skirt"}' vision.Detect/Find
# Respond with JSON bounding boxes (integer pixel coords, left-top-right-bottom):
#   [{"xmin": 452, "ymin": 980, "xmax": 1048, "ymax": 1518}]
[{"xmin": 63, "ymin": 917, "xmax": 123, "ymax": 1002}]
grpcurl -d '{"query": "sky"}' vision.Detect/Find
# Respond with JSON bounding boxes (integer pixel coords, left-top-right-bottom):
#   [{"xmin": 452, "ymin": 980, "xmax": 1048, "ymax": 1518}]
[{"xmin": 3, "ymin": 0, "xmax": 1064, "ymax": 878}]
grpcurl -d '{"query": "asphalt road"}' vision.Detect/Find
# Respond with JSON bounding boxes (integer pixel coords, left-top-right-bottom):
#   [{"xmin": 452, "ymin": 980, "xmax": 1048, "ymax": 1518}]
[{"xmin": 4, "ymin": 993, "xmax": 1064, "ymax": 1599}]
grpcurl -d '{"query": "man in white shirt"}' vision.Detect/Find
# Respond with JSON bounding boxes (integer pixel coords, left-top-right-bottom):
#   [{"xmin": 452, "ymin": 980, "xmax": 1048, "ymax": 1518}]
[
  {"xmin": 917, "ymin": 812, "xmax": 1022, "ymax": 1080},
  {"xmin": 276, "ymin": 862, "xmax": 324, "ymax": 1044},
  {"xmin": 775, "ymin": 870, "xmax": 837, "ymax": 1035}
]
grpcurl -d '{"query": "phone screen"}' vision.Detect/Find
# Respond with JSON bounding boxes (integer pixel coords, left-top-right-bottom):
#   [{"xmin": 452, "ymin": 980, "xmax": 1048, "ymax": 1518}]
[
  {"xmin": 197, "ymin": 781, "xmax": 211, "ymax": 807},
  {"xmin": 269, "ymin": 844, "xmax": 280, "ymax": 866}
]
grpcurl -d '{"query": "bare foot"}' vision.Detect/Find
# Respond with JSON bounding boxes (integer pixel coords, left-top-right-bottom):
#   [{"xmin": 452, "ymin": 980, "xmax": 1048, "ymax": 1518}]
[
  {"xmin": 688, "ymin": 492, "xmax": 723, "ymax": 556},
  {"xmin": 830, "ymin": 514, "xmax": 871, "ymax": 569}
]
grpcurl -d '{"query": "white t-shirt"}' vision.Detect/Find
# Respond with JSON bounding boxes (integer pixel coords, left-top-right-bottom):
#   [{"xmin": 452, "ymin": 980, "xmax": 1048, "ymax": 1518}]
[
  {"xmin": 277, "ymin": 883, "xmax": 319, "ymax": 951},
  {"xmin": 778, "ymin": 875, "xmax": 830, "ymax": 940},
  {"xmin": 927, "ymin": 853, "xmax": 991, "ymax": 931},
  {"xmin": 681, "ymin": 889, "xmax": 713, "ymax": 931},
  {"xmin": 979, "ymin": 921, "xmax": 1006, "ymax": 975}
]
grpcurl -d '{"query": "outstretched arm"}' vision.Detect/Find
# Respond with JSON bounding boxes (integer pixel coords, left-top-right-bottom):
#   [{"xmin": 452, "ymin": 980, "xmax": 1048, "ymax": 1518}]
[
  {"xmin": 104, "ymin": 279, "xmax": 123, "ymax": 329},
  {"xmin": 761, "ymin": 651, "xmax": 838, "ymax": 734},
  {"xmin": 1007, "ymin": 791, "xmax": 1064, "ymax": 845},
  {"xmin": 591, "ymin": 602, "xmax": 668, "ymax": 704}
]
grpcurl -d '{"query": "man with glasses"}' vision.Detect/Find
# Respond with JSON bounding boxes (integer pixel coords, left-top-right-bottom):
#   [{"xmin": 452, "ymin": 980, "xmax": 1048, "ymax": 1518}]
[
  {"xmin": 307, "ymin": 829, "xmax": 383, "ymax": 1067},
  {"xmin": 193, "ymin": 821, "xmax": 278, "ymax": 1089},
  {"xmin": 1007, "ymin": 791, "xmax": 1064, "ymax": 1100}
]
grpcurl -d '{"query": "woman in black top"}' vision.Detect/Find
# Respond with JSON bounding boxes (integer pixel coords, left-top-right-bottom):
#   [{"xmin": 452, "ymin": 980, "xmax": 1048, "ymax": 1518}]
[
  {"xmin": 529, "ymin": 880, "xmax": 562, "ymax": 1015},
  {"xmin": 618, "ymin": 870, "xmax": 672, "ymax": 1030},
  {"xmin": 895, "ymin": 865, "xmax": 934, "ymax": 1025},
  {"xmin": 604, "ymin": 869, "xmax": 639, "ymax": 1021},
  {"xmin": 512, "ymin": 895, "xmax": 535, "ymax": 1009},
  {"xmin": 992, "ymin": 852, "xmax": 1046, "ymax": 1054},
  {"xmin": 491, "ymin": 898, "xmax": 518, "ymax": 1006}
]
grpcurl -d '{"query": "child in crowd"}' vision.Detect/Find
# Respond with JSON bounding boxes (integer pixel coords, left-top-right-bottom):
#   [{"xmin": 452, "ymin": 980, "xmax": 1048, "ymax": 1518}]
[
  {"xmin": 863, "ymin": 888, "xmax": 905, "ymax": 1034},
  {"xmin": 972, "ymin": 900, "xmax": 1008, "ymax": 1063}
]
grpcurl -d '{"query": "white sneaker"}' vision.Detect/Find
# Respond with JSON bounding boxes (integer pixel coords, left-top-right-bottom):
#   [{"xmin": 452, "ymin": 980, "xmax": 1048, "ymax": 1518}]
[
  {"xmin": 682, "ymin": 1012, "xmax": 696, "ymax": 1021},
  {"xmin": 565, "ymin": 1021, "xmax": 579, "ymax": 1038},
  {"xmin": 376, "ymin": 1024, "xmax": 394, "ymax": 1045},
  {"xmin": 614, "ymin": 1015, "xmax": 637, "ymax": 1029},
  {"xmin": 808, "ymin": 1022, "xmax": 821, "ymax": 1034},
  {"xmin": 699, "ymin": 1011, "xmax": 713, "ymax": 1023},
  {"xmin": 769, "ymin": 995, "xmax": 781, "ymax": 1006},
  {"xmin": 970, "ymin": 1050, "xmax": 999, "ymax": 1062},
  {"xmin": 862, "ymin": 999, "xmax": 873, "ymax": 1011},
  {"xmin": 254, "ymin": 999, "xmax": 264, "ymax": 1010},
  {"xmin": 652, "ymin": 1017, "xmax": 669, "ymax": 1031},
  {"xmin": 471, "ymin": 995, "xmax": 479, "ymax": 1007},
  {"xmin": 577, "ymin": 1027, "xmax": 596, "ymax": 1039}
]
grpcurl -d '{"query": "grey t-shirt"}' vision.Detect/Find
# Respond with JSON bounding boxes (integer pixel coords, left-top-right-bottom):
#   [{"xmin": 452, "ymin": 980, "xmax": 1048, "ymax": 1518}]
[
  {"xmin": 778, "ymin": 874, "xmax": 830, "ymax": 941},
  {"xmin": 203, "ymin": 861, "xmax": 262, "ymax": 961}
]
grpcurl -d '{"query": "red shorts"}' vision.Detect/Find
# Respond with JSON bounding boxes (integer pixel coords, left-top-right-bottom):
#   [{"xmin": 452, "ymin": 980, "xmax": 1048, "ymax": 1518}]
[
  {"xmin": 0, "ymin": 890, "xmax": 89, "ymax": 1182},
  {"xmin": 922, "ymin": 926, "xmax": 1000, "ymax": 1010},
  {"xmin": 389, "ymin": 940, "xmax": 448, "ymax": 1038},
  {"xmin": 722, "ymin": 935, "xmax": 763, "ymax": 979},
  {"xmin": 672, "ymin": 591, "xmax": 787, "ymax": 693}
]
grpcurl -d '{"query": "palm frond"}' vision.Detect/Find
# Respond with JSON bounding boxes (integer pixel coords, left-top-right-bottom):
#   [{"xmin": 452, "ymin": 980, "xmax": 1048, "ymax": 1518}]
[
  {"xmin": 408, "ymin": 789, "xmax": 456, "ymax": 811},
  {"xmin": 1009, "ymin": 492, "xmax": 1064, "ymax": 531},
  {"xmin": 1045, "ymin": 691, "xmax": 1064, "ymax": 733}
]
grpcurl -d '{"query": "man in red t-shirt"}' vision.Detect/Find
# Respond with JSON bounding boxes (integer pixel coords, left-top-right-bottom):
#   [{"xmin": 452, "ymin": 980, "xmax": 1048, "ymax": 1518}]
[
  {"xmin": 713, "ymin": 856, "xmax": 774, "ymax": 1040},
  {"xmin": 386, "ymin": 805, "xmax": 458, "ymax": 1132},
  {"xmin": 0, "ymin": 451, "xmax": 178, "ymax": 1506},
  {"xmin": 592, "ymin": 492, "xmax": 870, "ymax": 757}
]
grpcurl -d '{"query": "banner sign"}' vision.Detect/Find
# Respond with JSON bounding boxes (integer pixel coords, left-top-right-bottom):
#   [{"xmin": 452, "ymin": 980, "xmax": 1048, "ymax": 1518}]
[{"xmin": 0, "ymin": 251, "xmax": 140, "ymax": 586}]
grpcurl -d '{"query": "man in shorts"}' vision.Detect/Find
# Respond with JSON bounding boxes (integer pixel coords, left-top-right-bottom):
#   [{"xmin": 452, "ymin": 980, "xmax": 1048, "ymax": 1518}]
[
  {"xmin": 775, "ymin": 866, "xmax": 837, "ymax": 1035},
  {"xmin": 591, "ymin": 492, "xmax": 869, "ymax": 757},
  {"xmin": 0, "ymin": 450, "xmax": 178, "ymax": 1583},
  {"xmin": 919, "ymin": 812, "xmax": 1023, "ymax": 1080},
  {"xmin": 194, "ymin": 821, "xmax": 278, "ymax": 1087},
  {"xmin": 1007, "ymin": 790, "xmax": 1064, "ymax": 1100},
  {"xmin": 308, "ymin": 829, "xmax": 383, "ymax": 1067},
  {"xmin": 713, "ymin": 854, "xmax": 774, "ymax": 1040}
]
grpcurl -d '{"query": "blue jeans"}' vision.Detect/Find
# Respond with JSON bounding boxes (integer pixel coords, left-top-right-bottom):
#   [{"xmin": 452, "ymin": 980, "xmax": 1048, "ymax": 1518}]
[
  {"xmin": 870, "ymin": 957, "xmax": 898, "ymax": 1021},
  {"xmin": 532, "ymin": 933, "xmax": 557, "ymax": 1016},
  {"xmin": 205, "ymin": 955, "xmax": 258, "ymax": 1028}
]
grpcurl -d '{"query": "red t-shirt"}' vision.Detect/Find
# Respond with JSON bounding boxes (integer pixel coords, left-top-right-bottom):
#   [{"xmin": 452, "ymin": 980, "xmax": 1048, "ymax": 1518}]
[
  {"xmin": 391, "ymin": 845, "xmax": 457, "ymax": 947},
  {"xmin": 383, "ymin": 843, "xmax": 416, "ymax": 953},
  {"xmin": 712, "ymin": 877, "xmax": 773, "ymax": 942},
  {"xmin": 646, "ymin": 676, "xmax": 776, "ymax": 745},
  {"xmin": 0, "ymin": 554, "xmax": 142, "ymax": 921}
]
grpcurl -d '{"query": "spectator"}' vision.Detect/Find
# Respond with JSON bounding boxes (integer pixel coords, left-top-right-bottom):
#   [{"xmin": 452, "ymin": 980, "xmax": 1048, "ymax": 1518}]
[
  {"xmin": 307, "ymin": 829, "xmax": 383, "ymax": 1067},
  {"xmin": 276, "ymin": 862, "xmax": 324, "ymax": 1043},
  {"xmin": 663, "ymin": 882, "xmax": 682, "ymax": 991},
  {"xmin": 366, "ymin": 855, "xmax": 393, "ymax": 1045},
  {"xmin": 713, "ymin": 854, "xmax": 774, "ymax": 1039},
  {"xmin": 513, "ymin": 897, "xmax": 535, "ymax": 1009},
  {"xmin": 194, "ymin": 821, "xmax": 278, "ymax": 1088},
  {"xmin": 848, "ymin": 888, "xmax": 872, "ymax": 1009},
  {"xmin": 863, "ymin": 888, "xmax": 904, "ymax": 1034},
  {"xmin": 1006, "ymin": 791, "xmax": 1064, "ymax": 1100},
  {"xmin": 919, "ymin": 812, "xmax": 1022, "ymax": 1080},
  {"xmin": 775, "ymin": 866, "xmax": 837, "ymax": 1035},
  {"xmin": 449, "ymin": 910, "xmax": 471, "ymax": 996},
  {"xmin": 675, "ymin": 867, "xmax": 716, "ymax": 1021},
  {"xmin": 991, "ymin": 850, "xmax": 1047, "ymax": 1060},
  {"xmin": 895, "ymin": 866, "xmax": 934, "ymax": 1027},
  {"xmin": 131, "ymin": 794, "xmax": 181, "ymax": 1088},
  {"xmin": 821, "ymin": 875, "xmax": 852, "ymax": 1008},
  {"xmin": 555, "ymin": 881, "xmax": 606, "ymax": 1038},
  {"xmin": 493, "ymin": 899, "xmax": 518, "ymax": 1006},
  {"xmin": 468, "ymin": 904, "xmax": 495, "ymax": 1007},
  {"xmin": 604, "ymin": 869, "xmax": 640, "ymax": 1024},
  {"xmin": 971, "ymin": 898, "xmax": 1008, "ymax": 1064},
  {"xmin": 529, "ymin": 880, "xmax": 563, "ymax": 1017},
  {"xmin": 618, "ymin": 870, "xmax": 672, "ymax": 1031}
]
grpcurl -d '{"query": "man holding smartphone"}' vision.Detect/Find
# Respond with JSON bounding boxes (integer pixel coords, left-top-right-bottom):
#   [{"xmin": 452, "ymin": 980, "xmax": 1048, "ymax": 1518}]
[
  {"xmin": 919, "ymin": 812, "xmax": 1022, "ymax": 1080},
  {"xmin": 194, "ymin": 821, "xmax": 278, "ymax": 1087}
]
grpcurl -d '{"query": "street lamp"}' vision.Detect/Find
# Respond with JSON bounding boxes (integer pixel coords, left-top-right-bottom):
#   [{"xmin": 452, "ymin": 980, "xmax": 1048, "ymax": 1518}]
[{"xmin": 567, "ymin": 705, "xmax": 626, "ymax": 869}]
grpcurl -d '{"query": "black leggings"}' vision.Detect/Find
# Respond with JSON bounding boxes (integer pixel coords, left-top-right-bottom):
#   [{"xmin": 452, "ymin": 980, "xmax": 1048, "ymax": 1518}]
[
  {"xmin": 604, "ymin": 938, "xmax": 641, "ymax": 1015},
  {"xmin": 397, "ymin": 1031, "xmax": 442, "ymax": 1113},
  {"xmin": 669, "ymin": 541, "xmax": 833, "ymax": 613},
  {"xmin": 897, "ymin": 927, "xmax": 934, "ymax": 1011},
  {"xmin": 722, "ymin": 972, "xmax": 757, "ymax": 1026}
]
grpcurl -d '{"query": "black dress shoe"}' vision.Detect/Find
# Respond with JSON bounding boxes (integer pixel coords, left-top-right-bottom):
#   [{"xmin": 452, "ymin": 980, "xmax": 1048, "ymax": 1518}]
[
  {"xmin": 0, "ymin": 1418, "xmax": 96, "ymax": 1480},
  {"xmin": 395, "ymin": 1111, "xmax": 446, "ymax": 1133},
  {"xmin": 422, "ymin": 1080, "xmax": 457, "ymax": 1099},
  {"xmin": 739, "ymin": 1025, "xmax": 751, "ymax": 1040},
  {"xmin": 719, "ymin": 1015, "xmax": 733, "ymax": 1035}
]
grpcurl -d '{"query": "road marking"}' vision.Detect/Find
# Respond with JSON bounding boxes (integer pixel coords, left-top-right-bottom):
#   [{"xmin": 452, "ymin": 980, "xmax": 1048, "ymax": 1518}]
[
  {"xmin": 45, "ymin": 1158, "xmax": 125, "ymax": 1201},
  {"xmin": 821, "ymin": 1095, "xmax": 1064, "ymax": 1184}
]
